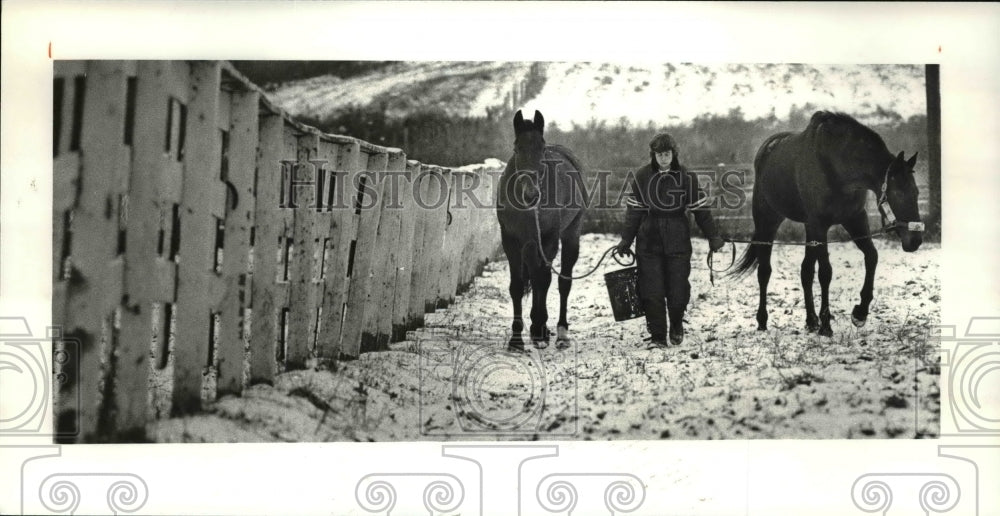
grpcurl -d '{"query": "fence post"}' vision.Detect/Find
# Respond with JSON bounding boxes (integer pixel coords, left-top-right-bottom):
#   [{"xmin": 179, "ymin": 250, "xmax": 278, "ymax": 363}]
[
  {"xmin": 925, "ymin": 64, "xmax": 941, "ymax": 235},
  {"xmin": 391, "ymin": 161, "xmax": 421, "ymax": 342},
  {"xmin": 406, "ymin": 163, "xmax": 435, "ymax": 330},
  {"xmin": 54, "ymin": 61, "xmax": 136, "ymax": 441},
  {"xmin": 172, "ymin": 61, "xmax": 227, "ymax": 415},
  {"xmin": 459, "ymin": 166, "xmax": 485, "ymax": 291},
  {"xmin": 123, "ymin": 60, "xmax": 189, "ymax": 433},
  {"xmin": 52, "ymin": 59, "xmax": 84, "ymax": 327},
  {"xmin": 437, "ymin": 168, "xmax": 467, "ymax": 307},
  {"xmin": 216, "ymin": 84, "xmax": 259, "ymax": 397},
  {"xmin": 340, "ymin": 150, "xmax": 388, "ymax": 357},
  {"xmin": 468, "ymin": 165, "xmax": 490, "ymax": 282},
  {"xmin": 361, "ymin": 150, "xmax": 407, "ymax": 351},
  {"xmin": 316, "ymin": 139, "xmax": 363, "ymax": 360},
  {"xmin": 285, "ymin": 131, "xmax": 322, "ymax": 369},
  {"xmin": 481, "ymin": 164, "xmax": 501, "ymax": 273},
  {"xmin": 310, "ymin": 137, "xmax": 338, "ymax": 362},
  {"xmin": 248, "ymin": 113, "xmax": 285, "ymax": 385},
  {"xmin": 81, "ymin": 61, "xmax": 150, "ymax": 440},
  {"xmin": 422, "ymin": 167, "xmax": 450, "ymax": 315}
]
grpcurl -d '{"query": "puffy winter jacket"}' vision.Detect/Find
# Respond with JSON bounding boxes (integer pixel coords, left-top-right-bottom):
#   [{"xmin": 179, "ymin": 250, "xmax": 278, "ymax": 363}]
[{"xmin": 620, "ymin": 164, "xmax": 719, "ymax": 255}]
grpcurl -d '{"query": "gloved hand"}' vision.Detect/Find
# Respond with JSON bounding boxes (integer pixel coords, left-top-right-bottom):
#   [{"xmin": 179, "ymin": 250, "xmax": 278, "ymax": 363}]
[
  {"xmin": 709, "ymin": 236, "xmax": 725, "ymax": 252},
  {"xmin": 614, "ymin": 238, "xmax": 634, "ymax": 258}
]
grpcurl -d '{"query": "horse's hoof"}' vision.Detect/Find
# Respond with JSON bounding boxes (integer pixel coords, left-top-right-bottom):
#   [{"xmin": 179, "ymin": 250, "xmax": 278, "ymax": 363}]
[
  {"xmin": 819, "ymin": 326, "xmax": 833, "ymax": 338},
  {"xmin": 555, "ymin": 326, "xmax": 572, "ymax": 349},
  {"xmin": 757, "ymin": 324, "xmax": 767, "ymax": 332},
  {"xmin": 530, "ymin": 325, "xmax": 551, "ymax": 343},
  {"xmin": 851, "ymin": 305, "xmax": 868, "ymax": 327},
  {"xmin": 508, "ymin": 336, "xmax": 526, "ymax": 352}
]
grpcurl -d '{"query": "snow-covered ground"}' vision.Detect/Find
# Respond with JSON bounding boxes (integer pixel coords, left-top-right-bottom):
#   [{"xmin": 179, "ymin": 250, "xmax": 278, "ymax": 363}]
[{"xmin": 149, "ymin": 233, "xmax": 940, "ymax": 442}]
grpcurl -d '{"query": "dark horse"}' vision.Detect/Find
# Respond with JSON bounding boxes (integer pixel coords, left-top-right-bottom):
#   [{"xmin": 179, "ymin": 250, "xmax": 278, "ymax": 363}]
[
  {"xmin": 730, "ymin": 111, "xmax": 923, "ymax": 336},
  {"xmin": 497, "ymin": 110, "xmax": 587, "ymax": 350}
]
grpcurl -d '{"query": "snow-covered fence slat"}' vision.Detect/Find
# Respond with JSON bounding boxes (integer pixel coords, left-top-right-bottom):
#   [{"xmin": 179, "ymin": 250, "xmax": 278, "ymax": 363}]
[{"xmin": 51, "ymin": 60, "xmax": 504, "ymax": 442}]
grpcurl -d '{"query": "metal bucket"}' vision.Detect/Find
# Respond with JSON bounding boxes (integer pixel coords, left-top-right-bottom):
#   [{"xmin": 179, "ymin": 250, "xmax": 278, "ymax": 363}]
[{"xmin": 604, "ymin": 266, "xmax": 645, "ymax": 321}]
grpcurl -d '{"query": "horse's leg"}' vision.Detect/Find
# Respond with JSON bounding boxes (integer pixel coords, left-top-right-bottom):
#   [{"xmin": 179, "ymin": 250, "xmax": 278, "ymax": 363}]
[
  {"xmin": 752, "ymin": 201, "xmax": 784, "ymax": 331},
  {"xmin": 801, "ymin": 222, "xmax": 830, "ymax": 334},
  {"xmin": 556, "ymin": 217, "xmax": 582, "ymax": 348},
  {"xmin": 815, "ymin": 229, "xmax": 834, "ymax": 337},
  {"xmin": 529, "ymin": 236, "xmax": 558, "ymax": 346},
  {"xmin": 842, "ymin": 213, "xmax": 878, "ymax": 327},
  {"xmin": 501, "ymin": 231, "xmax": 526, "ymax": 349}
]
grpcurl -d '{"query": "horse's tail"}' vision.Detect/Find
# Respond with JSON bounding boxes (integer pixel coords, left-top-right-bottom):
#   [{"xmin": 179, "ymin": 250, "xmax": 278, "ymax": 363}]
[
  {"xmin": 727, "ymin": 242, "xmax": 759, "ymax": 281},
  {"xmin": 725, "ymin": 131, "xmax": 791, "ymax": 282}
]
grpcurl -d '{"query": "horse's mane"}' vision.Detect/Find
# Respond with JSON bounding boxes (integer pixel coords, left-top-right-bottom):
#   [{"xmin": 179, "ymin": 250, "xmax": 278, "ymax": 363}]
[
  {"xmin": 808, "ymin": 110, "xmax": 893, "ymax": 187},
  {"xmin": 809, "ymin": 111, "xmax": 884, "ymax": 143},
  {"xmin": 545, "ymin": 144, "xmax": 585, "ymax": 175}
]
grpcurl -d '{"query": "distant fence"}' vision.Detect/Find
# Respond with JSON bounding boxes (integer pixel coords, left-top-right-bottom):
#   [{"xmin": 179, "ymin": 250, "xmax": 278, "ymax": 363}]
[
  {"xmin": 582, "ymin": 164, "xmax": 930, "ymax": 241},
  {"xmin": 52, "ymin": 61, "xmax": 502, "ymax": 442}
]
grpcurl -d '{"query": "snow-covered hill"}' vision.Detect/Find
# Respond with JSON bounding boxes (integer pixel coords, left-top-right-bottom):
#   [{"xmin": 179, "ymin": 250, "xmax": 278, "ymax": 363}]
[{"xmin": 266, "ymin": 62, "xmax": 926, "ymax": 128}]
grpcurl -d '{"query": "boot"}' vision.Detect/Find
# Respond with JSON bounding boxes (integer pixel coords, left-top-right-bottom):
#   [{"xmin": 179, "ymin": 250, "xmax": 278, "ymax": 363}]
[
  {"xmin": 643, "ymin": 309, "xmax": 668, "ymax": 347},
  {"xmin": 668, "ymin": 307, "xmax": 685, "ymax": 345},
  {"xmin": 646, "ymin": 335, "xmax": 668, "ymax": 349}
]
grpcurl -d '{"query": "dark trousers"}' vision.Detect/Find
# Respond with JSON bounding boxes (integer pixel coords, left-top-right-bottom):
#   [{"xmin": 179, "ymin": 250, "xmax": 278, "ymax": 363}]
[{"xmin": 636, "ymin": 250, "xmax": 691, "ymax": 338}]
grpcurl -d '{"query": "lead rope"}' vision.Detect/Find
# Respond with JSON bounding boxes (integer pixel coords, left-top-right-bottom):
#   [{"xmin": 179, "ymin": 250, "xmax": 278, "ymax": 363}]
[
  {"xmin": 707, "ymin": 162, "xmax": 906, "ymax": 285},
  {"xmin": 520, "ymin": 148, "xmax": 634, "ymax": 281},
  {"xmin": 706, "ymin": 226, "xmax": 894, "ymax": 285},
  {"xmin": 530, "ymin": 201, "xmax": 634, "ymax": 280}
]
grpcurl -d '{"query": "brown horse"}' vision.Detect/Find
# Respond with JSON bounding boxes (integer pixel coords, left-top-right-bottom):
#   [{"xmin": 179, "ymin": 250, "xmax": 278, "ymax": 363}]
[
  {"xmin": 729, "ymin": 111, "xmax": 923, "ymax": 336},
  {"xmin": 496, "ymin": 110, "xmax": 587, "ymax": 350}
]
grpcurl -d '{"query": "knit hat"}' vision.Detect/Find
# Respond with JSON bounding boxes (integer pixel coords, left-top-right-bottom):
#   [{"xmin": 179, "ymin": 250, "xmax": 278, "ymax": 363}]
[
  {"xmin": 649, "ymin": 133, "xmax": 677, "ymax": 153},
  {"xmin": 649, "ymin": 132, "xmax": 681, "ymax": 171}
]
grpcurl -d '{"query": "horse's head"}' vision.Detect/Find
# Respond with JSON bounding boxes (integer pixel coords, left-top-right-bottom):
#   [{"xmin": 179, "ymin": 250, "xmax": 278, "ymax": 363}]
[
  {"xmin": 881, "ymin": 151, "xmax": 923, "ymax": 252},
  {"xmin": 511, "ymin": 109, "xmax": 546, "ymax": 207}
]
